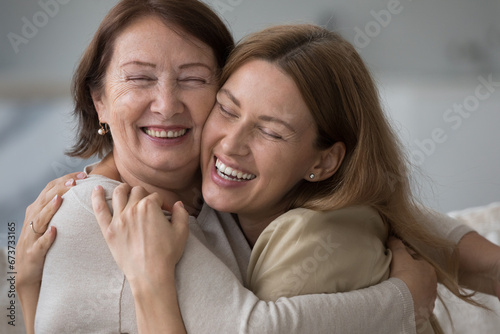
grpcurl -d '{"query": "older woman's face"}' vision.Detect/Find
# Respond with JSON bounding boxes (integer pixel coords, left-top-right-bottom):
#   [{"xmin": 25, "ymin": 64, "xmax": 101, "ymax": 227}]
[
  {"xmin": 94, "ymin": 15, "xmax": 218, "ymax": 179},
  {"xmin": 201, "ymin": 60, "xmax": 324, "ymax": 221}
]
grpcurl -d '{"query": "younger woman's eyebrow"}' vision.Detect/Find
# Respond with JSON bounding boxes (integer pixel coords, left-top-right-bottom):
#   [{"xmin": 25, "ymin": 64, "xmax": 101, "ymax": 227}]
[
  {"xmin": 258, "ymin": 115, "xmax": 296, "ymax": 133},
  {"xmin": 219, "ymin": 88, "xmax": 295, "ymax": 132},
  {"xmin": 219, "ymin": 88, "xmax": 241, "ymax": 107}
]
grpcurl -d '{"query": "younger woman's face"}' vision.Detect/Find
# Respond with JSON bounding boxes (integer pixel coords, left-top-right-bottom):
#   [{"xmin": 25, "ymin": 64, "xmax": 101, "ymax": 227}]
[{"xmin": 201, "ymin": 60, "xmax": 324, "ymax": 223}]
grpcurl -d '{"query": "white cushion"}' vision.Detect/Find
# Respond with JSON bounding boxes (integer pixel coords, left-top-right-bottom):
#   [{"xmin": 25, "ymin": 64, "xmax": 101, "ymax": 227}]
[{"xmin": 435, "ymin": 202, "xmax": 500, "ymax": 333}]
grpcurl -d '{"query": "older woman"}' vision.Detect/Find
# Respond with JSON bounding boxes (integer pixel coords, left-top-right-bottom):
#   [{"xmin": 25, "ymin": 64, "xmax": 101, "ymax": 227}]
[
  {"xmin": 17, "ymin": 1, "xmax": 499, "ymax": 334},
  {"xmin": 17, "ymin": 0, "xmax": 232, "ymax": 333}
]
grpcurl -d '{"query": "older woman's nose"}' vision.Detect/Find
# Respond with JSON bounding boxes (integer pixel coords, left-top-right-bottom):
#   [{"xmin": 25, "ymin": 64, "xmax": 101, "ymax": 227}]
[{"xmin": 150, "ymin": 83, "xmax": 184, "ymax": 118}]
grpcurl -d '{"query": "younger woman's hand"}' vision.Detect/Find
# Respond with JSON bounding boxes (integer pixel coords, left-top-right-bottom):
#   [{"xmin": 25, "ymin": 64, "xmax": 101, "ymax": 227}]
[
  {"xmin": 16, "ymin": 171, "xmax": 87, "ymax": 289},
  {"xmin": 91, "ymin": 183, "xmax": 189, "ymax": 289},
  {"xmin": 388, "ymin": 237, "xmax": 438, "ymax": 325},
  {"xmin": 456, "ymin": 231, "xmax": 500, "ymax": 299},
  {"xmin": 15, "ymin": 171, "xmax": 86, "ymax": 334}
]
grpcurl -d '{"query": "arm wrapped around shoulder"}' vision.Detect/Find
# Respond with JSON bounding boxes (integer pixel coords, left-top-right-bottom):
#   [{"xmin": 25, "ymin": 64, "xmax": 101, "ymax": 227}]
[{"xmin": 247, "ymin": 206, "xmax": 392, "ymax": 301}]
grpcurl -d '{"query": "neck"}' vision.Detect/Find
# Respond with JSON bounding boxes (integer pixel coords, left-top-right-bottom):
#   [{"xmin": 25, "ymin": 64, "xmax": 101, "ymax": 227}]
[
  {"xmin": 237, "ymin": 210, "xmax": 285, "ymax": 248},
  {"xmin": 93, "ymin": 152, "xmax": 203, "ymax": 215}
]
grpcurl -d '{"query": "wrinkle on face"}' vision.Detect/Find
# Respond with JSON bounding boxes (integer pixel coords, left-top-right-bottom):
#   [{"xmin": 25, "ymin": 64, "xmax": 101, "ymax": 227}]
[{"xmin": 93, "ymin": 15, "xmax": 219, "ymax": 191}]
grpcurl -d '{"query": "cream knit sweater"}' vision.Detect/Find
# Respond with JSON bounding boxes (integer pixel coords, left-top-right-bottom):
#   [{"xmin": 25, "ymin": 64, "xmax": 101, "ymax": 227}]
[{"xmin": 35, "ymin": 172, "xmax": 472, "ymax": 333}]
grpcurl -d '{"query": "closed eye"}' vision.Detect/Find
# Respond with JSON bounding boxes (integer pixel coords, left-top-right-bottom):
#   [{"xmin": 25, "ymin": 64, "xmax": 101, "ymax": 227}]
[
  {"xmin": 127, "ymin": 76, "xmax": 155, "ymax": 82},
  {"xmin": 178, "ymin": 77, "xmax": 208, "ymax": 87},
  {"xmin": 258, "ymin": 127, "xmax": 283, "ymax": 140},
  {"xmin": 218, "ymin": 103, "xmax": 237, "ymax": 118}
]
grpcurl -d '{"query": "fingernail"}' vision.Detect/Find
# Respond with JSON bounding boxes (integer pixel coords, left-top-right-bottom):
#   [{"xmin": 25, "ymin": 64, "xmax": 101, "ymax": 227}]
[
  {"xmin": 52, "ymin": 194, "xmax": 59, "ymax": 204},
  {"xmin": 94, "ymin": 185, "xmax": 102, "ymax": 191},
  {"xmin": 177, "ymin": 201, "xmax": 184, "ymax": 209},
  {"xmin": 77, "ymin": 172, "xmax": 86, "ymax": 180},
  {"xmin": 65, "ymin": 179, "xmax": 74, "ymax": 186}
]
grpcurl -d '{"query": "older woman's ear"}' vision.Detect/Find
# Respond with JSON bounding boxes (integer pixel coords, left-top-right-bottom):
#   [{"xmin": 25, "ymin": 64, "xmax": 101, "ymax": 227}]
[
  {"xmin": 306, "ymin": 142, "xmax": 346, "ymax": 182},
  {"xmin": 91, "ymin": 88, "xmax": 108, "ymax": 123}
]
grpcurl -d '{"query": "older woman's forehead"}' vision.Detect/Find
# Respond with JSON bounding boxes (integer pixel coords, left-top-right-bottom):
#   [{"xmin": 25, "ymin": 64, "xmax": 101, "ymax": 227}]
[{"xmin": 110, "ymin": 15, "xmax": 217, "ymax": 68}]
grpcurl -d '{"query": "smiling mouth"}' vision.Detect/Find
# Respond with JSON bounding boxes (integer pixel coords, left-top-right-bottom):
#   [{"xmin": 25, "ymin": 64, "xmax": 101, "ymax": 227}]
[
  {"xmin": 215, "ymin": 157, "xmax": 256, "ymax": 182},
  {"xmin": 142, "ymin": 128, "xmax": 188, "ymax": 139}
]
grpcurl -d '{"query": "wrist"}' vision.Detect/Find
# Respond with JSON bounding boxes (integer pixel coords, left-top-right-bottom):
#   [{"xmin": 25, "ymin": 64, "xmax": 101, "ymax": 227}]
[
  {"xmin": 458, "ymin": 232, "xmax": 500, "ymax": 274},
  {"xmin": 128, "ymin": 269, "xmax": 176, "ymax": 301},
  {"xmin": 129, "ymin": 270, "xmax": 186, "ymax": 334},
  {"xmin": 16, "ymin": 281, "xmax": 40, "ymax": 297}
]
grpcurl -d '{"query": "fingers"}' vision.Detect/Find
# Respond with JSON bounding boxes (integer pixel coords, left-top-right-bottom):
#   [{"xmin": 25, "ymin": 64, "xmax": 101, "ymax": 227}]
[
  {"xmin": 171, "ymin": 201, "xmax": 189, "ymax": 239},
  {"xmin": 31, "ymin": 194, "xmax": 63, "ymax": 235},
  {"xmin": 112, "ymin": 183, "xmax": 132, "ymax": 215},
  {"xmin": 123, "ymin": 186, "xmax": 162, "ymax": 216},
  {"xmin": 388, "ymin": 237, "xmax": 413, "ymax": 260},
  {"xmin": 387, "ymin": 236, "xmax": 405, "ymax": 251},
  {"xmin": 92, "ymin": 185, "xmax": 113, "ymax": 236},
  {"xmin": 38, "ymin": 172, "xmax": 87, "ymax": 207},
  {"xmin": 128, "ymin": 186, "xmax": 153, "ymax": 209},
  {"xmin": 33, "ymin": 226, "xmax": 57, "ymax": 257},
  {"xmin": 25, "ymin": 172, "xmax": 87, "ymax": 229},
  {"xmin": 388, "ymin": 237, "xmax": 419, "ymax": 260},
  {"xmin": 143, "ymin": 191, "xmax": 163, "ymax": 209},
  {"xmin": 171, "ymin": 201, "xmax": 188, "ymax": 225}
]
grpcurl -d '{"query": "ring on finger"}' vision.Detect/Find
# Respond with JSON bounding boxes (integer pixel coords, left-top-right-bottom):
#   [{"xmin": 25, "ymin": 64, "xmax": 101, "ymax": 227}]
[{"xmin": 30, "ymin": 221, "xmax": 44, "ymax": 236}]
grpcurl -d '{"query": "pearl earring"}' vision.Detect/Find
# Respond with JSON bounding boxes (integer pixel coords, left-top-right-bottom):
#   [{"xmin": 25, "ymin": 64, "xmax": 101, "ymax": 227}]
[
  {"xmin": 309, "ymin": 173, "xmax": 315, "ymax": 180},
  {"xmin": 98, "ymin": 122, "xmax": 109, "ymax": 136}
]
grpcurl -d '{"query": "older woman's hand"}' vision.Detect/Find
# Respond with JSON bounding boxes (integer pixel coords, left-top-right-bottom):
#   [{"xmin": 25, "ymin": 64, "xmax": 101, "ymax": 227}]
[
  {"xmin": 388, "ymin": 237, "xmax": 438, "ymax": 327},
  {"xmin": 15, "ymin": 171, "xmax": 87, "ymax": 334}
]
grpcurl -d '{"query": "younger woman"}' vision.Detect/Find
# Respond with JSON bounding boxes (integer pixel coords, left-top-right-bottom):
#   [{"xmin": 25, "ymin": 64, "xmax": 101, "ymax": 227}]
[{"xmin": 92, "ymin": 24, "xmax": 496, "ymax": 333}]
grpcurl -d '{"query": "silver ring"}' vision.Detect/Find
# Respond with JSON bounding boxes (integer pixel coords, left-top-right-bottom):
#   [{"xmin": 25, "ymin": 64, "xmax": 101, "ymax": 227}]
[{"xmin": 30, "ymin": 221, "xmax": 43, "ymax": 235}]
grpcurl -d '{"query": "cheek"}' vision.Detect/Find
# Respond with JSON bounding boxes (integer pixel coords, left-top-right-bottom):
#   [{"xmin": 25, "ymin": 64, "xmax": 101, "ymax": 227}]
[
  {"xmin": 201, "ymin": 113, "xmax": 219, "ymax": 151},
  {"xmin": 105, "ymin": 90, "xmax": 145, "ymax": 124},
  {"xmin": 190, "ymin": 89, "xmax": 217, "ymax": 125},
  {"xmin": 259, "ymin": 148, "xmax": 307, "ymax": 184},
  {"xmin": 108, "ymin": 105, "xmax": 140, "ymax": 131}
]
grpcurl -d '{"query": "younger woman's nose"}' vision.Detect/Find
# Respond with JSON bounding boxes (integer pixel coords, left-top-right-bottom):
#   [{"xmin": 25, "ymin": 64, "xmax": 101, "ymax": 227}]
[{"xmin": 220, "ymin": 125, "xmax": 250, "ymax": 157}]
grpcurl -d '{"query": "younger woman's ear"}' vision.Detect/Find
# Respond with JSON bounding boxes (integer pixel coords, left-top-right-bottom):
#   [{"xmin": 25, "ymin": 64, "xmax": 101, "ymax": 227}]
[{"xmin": 307, "ymin": 142, "xmax": 346, "ymax": 181}]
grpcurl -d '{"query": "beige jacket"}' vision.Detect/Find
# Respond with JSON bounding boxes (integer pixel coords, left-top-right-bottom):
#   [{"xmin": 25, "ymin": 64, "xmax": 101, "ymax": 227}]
[{"xmin": 248, "ymin": 206, "xmax": 434, "ymax": 334}]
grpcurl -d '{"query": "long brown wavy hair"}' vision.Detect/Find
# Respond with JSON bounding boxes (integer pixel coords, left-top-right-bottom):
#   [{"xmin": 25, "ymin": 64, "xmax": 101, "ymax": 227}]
[{"xmin": 221, "ymin": 24, "xmax": 481, "ymax": 333}]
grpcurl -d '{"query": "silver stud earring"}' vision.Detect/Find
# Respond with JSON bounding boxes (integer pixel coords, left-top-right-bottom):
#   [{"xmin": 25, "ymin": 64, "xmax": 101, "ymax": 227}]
[
  {"xmin": 309, "ymin": 173, "xmax": 315, "ymax": 180},
  {"xmin": 98, "ymin": 122, "xmax": 109, "ymax": 136}
]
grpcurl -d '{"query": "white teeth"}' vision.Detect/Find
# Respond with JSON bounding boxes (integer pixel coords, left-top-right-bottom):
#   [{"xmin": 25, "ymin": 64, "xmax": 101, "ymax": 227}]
[
  {"xmin": 145, "ymin": 128, "xmax": 187, "ymax": 138},
  {"xmin": 215, "ymin": 158, "xmax": 256, "ymax": 181}
]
